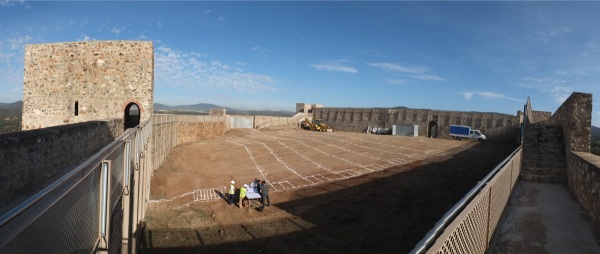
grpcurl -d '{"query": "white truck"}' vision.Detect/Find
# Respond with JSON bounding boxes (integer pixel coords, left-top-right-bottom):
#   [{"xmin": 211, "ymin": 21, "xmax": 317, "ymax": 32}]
[{"xmin": 449, "ymin": 125, "xmax": 486, "ymax": 142}]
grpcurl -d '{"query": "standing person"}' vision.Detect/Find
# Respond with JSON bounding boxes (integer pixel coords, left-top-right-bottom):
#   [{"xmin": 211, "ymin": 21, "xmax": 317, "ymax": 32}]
[
  {"xmin": 239, "ymin": 184, "xmax": 248, "ymax": 208},
  {"xmin": 254, "ymin": 179, "xmax": 261, "ymax": 194},
  {"xmin": 228, "ymin": 180, "xmax": 235, "ymax": 205},
  {"xmin": 260, "ymin": 181, "xmax": 270, "ymax": 210}
]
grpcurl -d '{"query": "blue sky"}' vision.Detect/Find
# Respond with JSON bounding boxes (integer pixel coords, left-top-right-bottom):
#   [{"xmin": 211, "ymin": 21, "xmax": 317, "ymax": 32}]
[{"xmin": 1, "ymin": 1, "xmax": 599, "ymax": 126}]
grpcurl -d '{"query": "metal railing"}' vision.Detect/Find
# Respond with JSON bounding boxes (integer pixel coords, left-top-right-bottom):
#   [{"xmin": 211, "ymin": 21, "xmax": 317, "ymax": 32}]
[
  {"xmin": 410, "ymin": 146, "xmax": 522, "ymax": 254},
  {"xmin": 0, "ymin": 119, "xmax": 154, "ymax": 254}
]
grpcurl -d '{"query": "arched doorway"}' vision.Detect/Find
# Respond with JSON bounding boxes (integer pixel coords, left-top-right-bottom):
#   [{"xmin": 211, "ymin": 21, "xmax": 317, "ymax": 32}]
[
  {"xmin": 428, "ymin": 121, "xmax": 438, "ymax": 138},
  {"xmin": 124, "ymin": 103, "xmax": 140, "ymax": 129}
]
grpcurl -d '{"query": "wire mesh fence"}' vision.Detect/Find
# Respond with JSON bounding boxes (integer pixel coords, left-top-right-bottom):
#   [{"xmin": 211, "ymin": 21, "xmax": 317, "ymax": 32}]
[{"xmin": 0, "ymin": 120, "xmax": 153, "ymax": 254}]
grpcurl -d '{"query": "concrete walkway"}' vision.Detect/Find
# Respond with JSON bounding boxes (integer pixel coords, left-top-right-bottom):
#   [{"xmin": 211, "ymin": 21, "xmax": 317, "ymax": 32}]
[{"xmin": 492, "ymin": 181, "xmax": 600, "ymax": 254}]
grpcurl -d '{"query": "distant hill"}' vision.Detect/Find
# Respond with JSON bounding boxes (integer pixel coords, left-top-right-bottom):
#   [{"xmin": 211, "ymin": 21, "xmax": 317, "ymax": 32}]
[
  {"xmin": 592, "ymin": 125, "xmax": 600, "ymax": 137},
  {"xmin": 153, "ymin": 103, "xmax": 295, "ymax": 116},
  {"xmin": 0, "ymin": 101, "xmax": 23, "ymax": 109},
  {"xmin": 0, "ymin": 102, "xmax": 22, "ymax": 134},
  {"xmin": 154, "ymin": 103, "xmax": 235, "ymax": 113}
]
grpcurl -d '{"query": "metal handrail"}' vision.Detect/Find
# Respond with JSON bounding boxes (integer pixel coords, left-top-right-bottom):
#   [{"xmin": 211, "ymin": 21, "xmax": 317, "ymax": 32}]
[
  {"xmin": 409, "ymin": 145, "xmax": 522, "ymax": 254},
  {"xmin": 0, "ymin": 125, "xmax": 140, "ymax": 228}
]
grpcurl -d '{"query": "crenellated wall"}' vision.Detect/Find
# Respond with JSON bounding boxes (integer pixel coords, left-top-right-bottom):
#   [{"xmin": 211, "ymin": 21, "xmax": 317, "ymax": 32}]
[
  {"xmin": 313, "ymin": 107, "xmax": 520, "ymax": 142},
  {"xmin": 0, "ymin": 119, "xmax": 123, "ymax": 208}
]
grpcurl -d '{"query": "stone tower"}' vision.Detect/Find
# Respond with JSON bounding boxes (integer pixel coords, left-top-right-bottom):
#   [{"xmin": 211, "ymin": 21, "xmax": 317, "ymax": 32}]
[{"xmin": 22, "ymin": 41, "xmax": 154, "ymax": 130}]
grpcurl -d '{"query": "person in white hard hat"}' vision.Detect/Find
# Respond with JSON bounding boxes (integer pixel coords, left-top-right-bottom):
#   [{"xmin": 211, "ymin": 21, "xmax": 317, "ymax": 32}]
[{"xmin": 228, "ymin": 180, "xmax": 236, "ymax": 205}]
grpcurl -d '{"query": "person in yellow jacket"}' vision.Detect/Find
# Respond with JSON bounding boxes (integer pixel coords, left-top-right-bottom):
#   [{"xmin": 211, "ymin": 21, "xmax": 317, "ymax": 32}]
[
  {"xmin": 228, "ymin": 180, "xmax": 235, "ymax": 205},
  {"xmin": 238, "ymin": 184, "xmax": 248, "ymax": 208}
]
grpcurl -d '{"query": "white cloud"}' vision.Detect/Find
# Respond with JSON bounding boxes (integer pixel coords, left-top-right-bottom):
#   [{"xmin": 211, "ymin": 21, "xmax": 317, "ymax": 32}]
[
  {"xmin": 517, "ymin": 77, "xmax": 576, "ymax": 105},
  {"xmin": 412, "ymin": 74, "xmax": 445, "ymax": 82},
  {"xmin": 464, "ymin": 91, "xmax": 523, "ymax": 102},
  {"xmin": 251, "ymin": 46, "xmax": 271, "ymax": 57},
  {"xmin": 527, "ymin": 27, "xmax": 570, "ymax": 45},
  {"xmin": 136, "ymin": 33, "xmax": 147, "ymax": 40},
  {"xmin": 311, "ymin": 60, "xmax": 358, "ymax": 73},
  {"xmin": 367, "ymin": 62, "xmax": 427, "ymax": 74},
  {"xmin": 550, "ymin": 86, "xmax": 573, "ymax": 104},
  {"xmin": 0, "ymin": 0, "xmax": 25, "ymax": 7},
  {"xmin": 385, "ymin": 79, "xmax": 405, "ymax": 85},
  {"xmin": 478, "ymin": 92, "xmax": 505, "ymax": 99},
  {"xmin": 218, "ymin": 16, "xmax": 224, "ymax": 21},
  {"xmin": 368, "ymin": 62, "xmax": 444, "ymax": 82},
  {"xmin": 479, "ymin": 92, "xmax": 523, "ymax": 102},
  {"xmin": 8, "ymin": 35, "xmax": 31, "ymax": 50},
  {"xmin": 78, "ymin": 35, "xmax": 92, "ymax": 42},
  {"xmin": 111, "ymin": 27, "xmax": 125, "ymax": 34},
  {"xmin": 154, "ymin": 46, "xmax": 275, "ymax": 92}
]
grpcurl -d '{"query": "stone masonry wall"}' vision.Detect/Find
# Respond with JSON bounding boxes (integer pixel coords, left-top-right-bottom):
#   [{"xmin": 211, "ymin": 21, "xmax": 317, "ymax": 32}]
[
  {"xmin": 151, "ymin": 114, "xmax": 230, "ymax": 171},
  {"xmin": 255, "ymin": 114, "xmax": 306, "ymax": 130},
  {"xmin": 521, "ymin": 123, "xmax": 566, "ymax": 183},
  {"xmin": 314, "ymin": 107, "xmax": 520, "ymax": 142},
  {"xmin": 22, "ymin": 41, "xmax": 154, "ymax": 130},
  {"xmin": 177, "ymin": 122, "xmax": 228, "ymax": 145},
  {"xmin": 544, "ymin": 92, "xmax": 600, "ymax": 233},
  {"xmin": 569, "ymin": 152, "xmax": 600, "ymax": 234},
  {"xmin": 152, "ymin": 115, "xmax": 178, "ymax": 171},
  {"xmin": 549, "ymin": 92, "xmax": 592, "ymax": 153},
  {"xmin": 175, "ymin": 115, "xmax": 229, "ymax": 145},
  {"xmin": 0, "ymin": 119, "xmax": 123, "ymax": 208}
]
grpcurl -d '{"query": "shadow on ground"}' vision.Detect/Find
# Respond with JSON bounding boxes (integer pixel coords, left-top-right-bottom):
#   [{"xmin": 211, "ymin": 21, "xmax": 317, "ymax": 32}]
[{"xmin": 141, "ymin": 141, "xmax": 519, "ymax": 254}]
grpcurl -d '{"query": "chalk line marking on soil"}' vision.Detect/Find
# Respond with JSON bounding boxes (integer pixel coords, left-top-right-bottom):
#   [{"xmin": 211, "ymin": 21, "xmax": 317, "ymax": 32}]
[
  {"xmin": 317, "ymin": 134, "xmax": 421, "ymax": 160},
  {"xmin": 329, "ymin": 133, "xmax": 423, "ymax": 157},
  {"xmin": 302, "ymin": 136, "xmax": 391, "ymax": 167},
  {"xmin": 229, "ymin": 136, "xmax": 318, "ymax": 185},
  {"xmin": 262, "ymin": 143, "xmax": 316, "ymax": 184},
  {"xmin": 226, "ymin": 139, "xmax": 270, "ymax": 183},
  {"xmin": 230, "ymin": 136, "xmax": 357, "ymax": 185},
  {"xmin": 249, "ymin": 133, "xmax": 373, "ymax": 174},
  {"xmin": 261, "ymin": 134, "xmax": 412, "ymax": 174},
  {"xmin": 276, "ymin": 140, "xmax": 338, "ymax": 174},
  {"xmin": 192, "ymin": 186, "xmax": 228, "ymax": 202},
  {"xmin": 152, "ymin": 131, "xmax": 467, "ymax": 208}
]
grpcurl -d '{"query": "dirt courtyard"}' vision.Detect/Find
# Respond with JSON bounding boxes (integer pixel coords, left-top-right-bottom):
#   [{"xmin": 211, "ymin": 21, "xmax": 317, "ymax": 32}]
[{"xmin": 143, "ymin": 128, "xmax": 518, "ymax": 254}]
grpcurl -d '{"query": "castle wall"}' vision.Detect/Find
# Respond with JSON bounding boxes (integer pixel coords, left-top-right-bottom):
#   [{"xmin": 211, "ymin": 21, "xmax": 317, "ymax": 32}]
[
  {"xmin": 520, "ymin": 123, "xmax": 566, "ymax": 183},
  {"xmin": 313, "ymin": 107, "xmax": 520, "ymax": 142},
  {"xmin": 175, "ymin": 115, "xmax": 229, "ymax": 145},
  {"xmin": 549, "ymin": 92, "xmax": 592, "ymax": 153},
  {"xmin": 569, "ymin": 152, "xmax": 600, "ymax": 234},
  {"xmin": 545, "ymin": 93, "xmax": 600, "ymax": 232},
  {"xmin": 152, "ymin": 115, "xmax": 178, "ymax": 172},
  {"xmin": 254, "ymin": 114, "xmax": 305, "ymax": 130},
  {"xmin": 0, "ymin": 119, "xmax": 123, "ymax": 208},
  {"xmin": 22, "ymin": 41, "xmax": 153, "ymax": 130}
]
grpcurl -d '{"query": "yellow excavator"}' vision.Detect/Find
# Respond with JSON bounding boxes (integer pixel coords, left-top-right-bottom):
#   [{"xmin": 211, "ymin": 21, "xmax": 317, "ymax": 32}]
[{"xmin": 301, "ymin": 118, "xmax": 331, "ymax": 132}]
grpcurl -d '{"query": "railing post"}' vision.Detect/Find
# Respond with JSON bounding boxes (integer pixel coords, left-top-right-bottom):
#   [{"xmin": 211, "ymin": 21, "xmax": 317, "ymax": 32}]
[
  {"xmin": 98, "ymin": 160, "xmax": 111, "ymax": 254},
  {"xmin": 122, "ymin": 141, "xmax": 132, "ymax": 254}
]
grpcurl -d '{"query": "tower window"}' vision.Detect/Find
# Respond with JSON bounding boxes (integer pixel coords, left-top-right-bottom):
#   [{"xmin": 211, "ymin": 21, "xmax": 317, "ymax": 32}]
[{"xmin": 74, "ymin": 101, "xmax": 79, "ymax": 116}]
